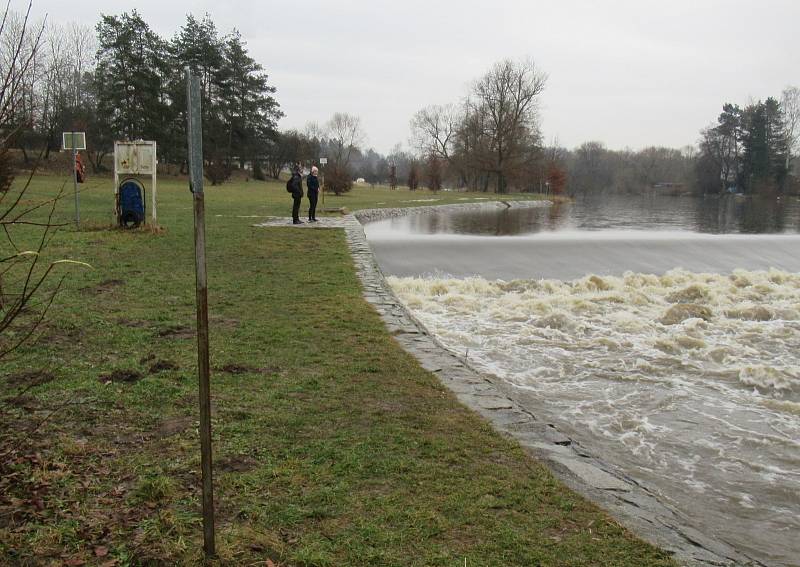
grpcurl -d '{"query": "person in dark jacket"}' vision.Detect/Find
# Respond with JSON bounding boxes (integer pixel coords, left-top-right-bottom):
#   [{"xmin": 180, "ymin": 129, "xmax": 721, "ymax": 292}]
[
  {"xmin": 306, "ymin": 166, "xmax": 320, "ymax": 222},
  {"xmin": 289, "ymin": 164, "xmax": 303, "ymax": 224}
]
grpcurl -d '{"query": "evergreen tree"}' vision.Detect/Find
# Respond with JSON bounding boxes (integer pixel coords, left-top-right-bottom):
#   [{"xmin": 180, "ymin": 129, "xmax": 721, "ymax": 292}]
[
  {"xmin": 168, "ymin": 16, "xmax": 281, "ymax": 182},
  {"xmin": 169, "ymin": 14, "xmax": 226, "ymax": 177},
  {"xmin": 219, "ymin": 30, "xmax": 281, "ymax": 168},
  {"xmin": 94, "ymin": 11, "xmax": 170, "ymax": 142},
  {"xmin": 741, "ymin": 98, "xmax": 788, "ymax": 193},
  {"xmin": 698, "ymin": 98, "xmax": 790, "ymax": 194}
]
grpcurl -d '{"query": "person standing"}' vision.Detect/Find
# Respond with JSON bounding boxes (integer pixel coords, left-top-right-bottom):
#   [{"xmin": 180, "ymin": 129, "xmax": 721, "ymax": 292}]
[
  {"xmin": 287, "ymin": 164, "xmax": 304, "ymax": 224},
  {"xmin": 307, "ymin": 166, "xmax": 320, "ymax": 222}
]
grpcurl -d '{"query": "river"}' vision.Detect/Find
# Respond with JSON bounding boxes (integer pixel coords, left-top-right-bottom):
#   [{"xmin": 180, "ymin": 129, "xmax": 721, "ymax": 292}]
[{"xmin": 364, "ymin": 194, "xmax": 800, "ymax": 567}]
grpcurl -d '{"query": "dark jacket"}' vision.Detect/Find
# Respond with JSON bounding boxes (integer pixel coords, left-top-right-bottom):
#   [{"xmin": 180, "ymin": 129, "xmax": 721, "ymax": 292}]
[
  {"xmin": 289, "ymin": 173, "xmax": 303, "ymax": 198},
  {"xmin": 306, "ymin": 174, "xmax": 320, "ymax": 195}
]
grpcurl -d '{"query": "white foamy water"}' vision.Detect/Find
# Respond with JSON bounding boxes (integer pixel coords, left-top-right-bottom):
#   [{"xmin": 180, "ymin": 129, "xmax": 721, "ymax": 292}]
[{"xmin": 389, "ymin": 269, "xmax": 800, "ymax": 566}]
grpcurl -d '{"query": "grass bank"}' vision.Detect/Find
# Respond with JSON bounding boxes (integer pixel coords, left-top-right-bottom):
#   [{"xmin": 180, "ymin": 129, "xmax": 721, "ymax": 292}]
[{"xmin": 0, "ymin": 174, "xmax": 674, "ymax": 565}]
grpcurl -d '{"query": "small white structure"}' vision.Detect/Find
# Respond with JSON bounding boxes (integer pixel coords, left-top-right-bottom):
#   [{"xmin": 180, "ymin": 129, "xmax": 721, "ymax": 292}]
[{"xmin": 114, "ymin": 140, "xmax": 158, "ymax": 225}]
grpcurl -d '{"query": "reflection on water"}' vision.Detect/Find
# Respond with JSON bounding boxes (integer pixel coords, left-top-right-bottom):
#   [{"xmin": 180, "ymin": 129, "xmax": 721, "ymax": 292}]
[
  {"xmin": 364, "ymin": 195, "xmax": 800, "ymax": 280},
  {"xmin": 391, "ymin": 195, "xmax": 800, "ymax": 236}
]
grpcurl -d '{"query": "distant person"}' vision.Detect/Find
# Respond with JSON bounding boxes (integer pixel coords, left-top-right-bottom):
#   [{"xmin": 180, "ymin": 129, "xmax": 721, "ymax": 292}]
[
  {"xmin": 307, "ymin": 166, "xmax": 320, "ymax": 222},
  {"xmin": 287, "ymin": 164, "xmax": 303, "ymax": 224},
  {"xmin": 75, "ymin": 152, "xmax": 86, "ymax": 183}
]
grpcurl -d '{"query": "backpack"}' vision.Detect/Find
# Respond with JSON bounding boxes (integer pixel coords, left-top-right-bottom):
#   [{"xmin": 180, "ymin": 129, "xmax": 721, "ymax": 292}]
[{"xmin": 286, "ymin": 178, "xmax": 293, "ymax": 193}]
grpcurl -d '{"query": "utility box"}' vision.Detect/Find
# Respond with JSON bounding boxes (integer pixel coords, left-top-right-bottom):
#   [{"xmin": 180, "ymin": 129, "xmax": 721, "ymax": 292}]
[{"xmin": 114, "ymin": 140, "xmax": 158, "ymax": 226}]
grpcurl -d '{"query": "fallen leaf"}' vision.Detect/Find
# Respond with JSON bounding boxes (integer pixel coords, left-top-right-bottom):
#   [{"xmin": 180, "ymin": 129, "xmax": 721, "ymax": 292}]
[
  {"xmin": 266, "ymin": 560, "xmax": 276, "ymax": 567},
  {"xmin": 94, "ymin": 546, "xmax": 109, "ymax": 557}
]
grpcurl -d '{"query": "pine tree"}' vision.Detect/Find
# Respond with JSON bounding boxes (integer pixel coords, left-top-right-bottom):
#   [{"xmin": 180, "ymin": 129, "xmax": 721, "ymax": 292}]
[
  {"xmin": 94, "ymin": 11, "xmax": 170, "ymax": 142},
  {"xmin": 219, "ymin": 31, "xmax": 281, "ymax": 169},
  {"xmin": 741, "ymin": 98, "xmax": 789, "ymax": 193}
]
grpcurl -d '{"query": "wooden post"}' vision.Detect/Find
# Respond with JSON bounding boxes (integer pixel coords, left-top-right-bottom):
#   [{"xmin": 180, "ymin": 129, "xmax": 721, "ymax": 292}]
[{"xmin": 186, "ymin": 67, "xmax": 216, "ymax": 558}]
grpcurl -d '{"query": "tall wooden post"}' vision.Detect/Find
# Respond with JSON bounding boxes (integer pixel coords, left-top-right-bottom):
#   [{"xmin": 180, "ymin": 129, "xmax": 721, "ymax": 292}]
[{"xmin": 186, "ymin": 67, "xmax": 216, "ymax": 557}]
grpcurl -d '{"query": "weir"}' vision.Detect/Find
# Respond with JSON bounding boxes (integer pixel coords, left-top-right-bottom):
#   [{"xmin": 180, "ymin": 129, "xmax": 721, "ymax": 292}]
[{"xmin": 255, "ymin": 201, "xmax": 775, "ymax": 566}]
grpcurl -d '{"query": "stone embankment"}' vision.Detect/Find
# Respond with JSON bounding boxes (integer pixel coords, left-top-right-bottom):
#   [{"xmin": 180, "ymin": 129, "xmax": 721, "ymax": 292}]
[{"xmin": 256, "ymin": 200, "xmax": 762, "ymax": 567}]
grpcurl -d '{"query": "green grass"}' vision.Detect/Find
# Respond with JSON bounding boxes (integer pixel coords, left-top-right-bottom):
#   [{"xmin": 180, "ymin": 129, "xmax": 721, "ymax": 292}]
[{"xmin": 0, "ymin": 172, "xmax": 674, "ymax": 566}]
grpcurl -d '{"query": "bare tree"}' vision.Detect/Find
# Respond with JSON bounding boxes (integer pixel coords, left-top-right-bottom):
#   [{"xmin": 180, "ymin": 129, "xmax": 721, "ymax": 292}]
[
  {"xmin": 410, "ymin": 103, "xmax": 459, "ymax": 163},
  {"xmin": 423, "ymin": 153, "xmax": 442, "ymax": 192},
  {"xmin": 781, "ymin": 86, "xmax": 800, "ymax": 170},
  {"xmin": 324, "ymin": 112, "xmax": 365, "ymax": 195},
  {"xmin": 303, "ymin": 120, "xmax": 324, "ymax": 143},
  {"xmin": 0, "ymin": 2, "xmax": 87, "ymax": 392},
  {"xmin": 407, "ymin": 160, "xmax": 419, "ymax": 191},
  {"xmin": 469, "ymin": 58, "xmax": 547, "ymax": 192},
  {"xmin": 0, "ymin": 3, "xmax": 45, "ymax": 160},
  {"xmin": 326, "ymin": 112, "xmax": 365, "ymax": 168}
]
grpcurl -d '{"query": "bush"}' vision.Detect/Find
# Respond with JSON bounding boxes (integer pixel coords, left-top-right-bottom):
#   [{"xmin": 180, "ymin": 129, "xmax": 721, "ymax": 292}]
[
  {"xmin": 325, "ymin": 164, "xmax": 352, "ymax": 195},
  {"xmin": 205, "ymin": 159, "xmax": 231, "ymax": 186}
]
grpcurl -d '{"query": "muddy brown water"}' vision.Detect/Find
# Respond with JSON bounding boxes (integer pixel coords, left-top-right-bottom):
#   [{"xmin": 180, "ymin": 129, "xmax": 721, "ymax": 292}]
[{"xmin": 365, "ymin": 195, "xmax": 800, "ymax": 567}]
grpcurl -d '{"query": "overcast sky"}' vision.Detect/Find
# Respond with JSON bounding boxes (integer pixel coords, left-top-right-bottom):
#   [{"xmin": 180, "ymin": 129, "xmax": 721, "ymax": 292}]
[{"xmin": 30, "ymin": 0, "xmax": 800, "ymax": 155}]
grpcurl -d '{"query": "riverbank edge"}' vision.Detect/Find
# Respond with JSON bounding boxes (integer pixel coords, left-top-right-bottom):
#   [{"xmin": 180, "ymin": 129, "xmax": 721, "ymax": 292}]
[{"xmin": 347, "ymin": 201, "xmax": 762, "ymax": 567}]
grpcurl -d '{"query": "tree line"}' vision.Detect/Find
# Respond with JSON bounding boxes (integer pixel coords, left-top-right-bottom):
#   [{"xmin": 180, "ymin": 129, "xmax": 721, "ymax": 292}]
[
  {"xmin": 561, "ymin": 89, "xmax": 800, "ymax": 198},
  {"xmin": 272, "ymin": 58, "xmax": 556, "ymax": 195},
  {"xmin": 696, "ymin": 88, "xmax": 799, "ymax": 195},
  {"xmin": 6, "ymin": 5, "xmax": 799, "ymax": 196},
  {"xmin": 410, "ymin": 58, "xmax": 549, "ymax": 193},
  {"xmin": 9, "ymin": 10, "xmax": 282, "ymax": 184}
]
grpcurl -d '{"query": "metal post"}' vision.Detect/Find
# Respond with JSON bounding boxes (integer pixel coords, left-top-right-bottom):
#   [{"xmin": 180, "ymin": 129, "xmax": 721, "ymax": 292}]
[
  {"xmin": 152, "ymin": 141, "xmax": 158, "ymax": 226},
  {"xmin": 186, "ymin": 67, "xmax": 216, "ymax": 558},
  {"xmin": 72, "ymin": 146, "xmax": 79, "ymax": 228},
  {"xmin": 113, "ymin": 143, "xmax": 119, "ymax": 226}
]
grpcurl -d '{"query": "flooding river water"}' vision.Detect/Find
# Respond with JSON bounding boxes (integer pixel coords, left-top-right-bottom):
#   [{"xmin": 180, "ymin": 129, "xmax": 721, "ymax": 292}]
[{"xmin": 364, "ymin": 195, "xmax": 800, "ymax": 567}]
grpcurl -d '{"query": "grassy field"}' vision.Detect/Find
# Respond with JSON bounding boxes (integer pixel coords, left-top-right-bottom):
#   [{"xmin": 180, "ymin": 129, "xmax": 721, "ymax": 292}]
[{"xmin": 0, "ymin": 172, "xmax": 675, "ymax": 566}]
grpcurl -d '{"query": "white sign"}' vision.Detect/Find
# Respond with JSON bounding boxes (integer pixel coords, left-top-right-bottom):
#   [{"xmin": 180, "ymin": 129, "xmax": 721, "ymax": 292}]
[
  {"xmin": 62, "ymin": 132, "xmax": 86, "ymax": 150},
  {"xmin": 319, "ymin": 157, "xmax": 328, "ymax": 165},
  {"xmin": 115, "ymin": 141, "xmax": 156, "ymax": 175}
]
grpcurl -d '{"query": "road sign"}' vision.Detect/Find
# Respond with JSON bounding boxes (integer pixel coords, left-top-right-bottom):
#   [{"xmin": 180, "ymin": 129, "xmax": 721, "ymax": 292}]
[
  {"xmin": 62, "ymin": 132, "xmax": 86, "ymax": 151},
  {"xmin": 62, "ymin": 132, "xmax": 86, "ymax": 227},
  {"xmin": 319, "ymin": 157, "xmax": 328, "ymax": 165}
]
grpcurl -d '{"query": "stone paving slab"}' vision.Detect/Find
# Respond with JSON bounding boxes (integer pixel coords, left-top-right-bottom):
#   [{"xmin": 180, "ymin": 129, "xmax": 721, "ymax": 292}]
[
  {"xmin": 255, "ymin": 201, "xmax": 764, "ymax": 567},
  {"xmin": 551, "ymin": 456, "xmax": 632, "ymax": 491}
]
